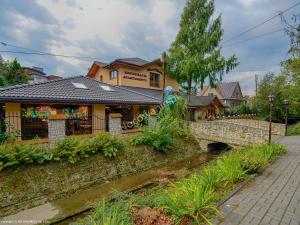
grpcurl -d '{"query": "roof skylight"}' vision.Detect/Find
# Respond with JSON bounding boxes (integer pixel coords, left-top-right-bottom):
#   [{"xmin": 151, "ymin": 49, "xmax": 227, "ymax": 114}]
[
  {"xmin": 100, "ymin": 85, "xmax": 113, "ymax": 91},
  {"xmin": 72, "ymin": 82, "xmax": 88, "ymax": 89}
]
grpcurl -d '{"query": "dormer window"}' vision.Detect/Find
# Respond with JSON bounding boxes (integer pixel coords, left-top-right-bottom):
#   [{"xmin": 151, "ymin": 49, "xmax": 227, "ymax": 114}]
[{"xmin": 110, "ymin": 70, "xmax": 118, "ymax": 80}]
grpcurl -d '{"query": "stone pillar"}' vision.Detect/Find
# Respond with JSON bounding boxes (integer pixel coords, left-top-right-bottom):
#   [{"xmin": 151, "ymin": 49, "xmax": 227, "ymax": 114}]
[
  {"xmin": 149, "ymin": 115, "xmax": 157, "ymax": 127},
  {"xmin": 48, "ymin": 115, "xmax": 66, "ymax": 141},
  {"xmin": 109, "ymin": 113, "xmax": 122, "ymax": 135},
  {"xmin": 149, "ymin": 108, "xmax": 157, "ymax": 127}
]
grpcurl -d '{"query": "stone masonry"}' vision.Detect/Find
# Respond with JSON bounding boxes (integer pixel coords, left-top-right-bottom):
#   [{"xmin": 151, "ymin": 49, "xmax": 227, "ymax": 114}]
[
  {"xmin": 225, "ymin": 119, "xmax": 285, "ymax": 136},
  {"xmin": 48, "ymin": 119, "xmax": 66, "ymax": 141},
  {"xmin": 109, "ymin": 113, "xmax": 122, "ymax": 135},
  {"xmin": 190, "ymin": 119, "xmax": 285, "ymax": 152}
]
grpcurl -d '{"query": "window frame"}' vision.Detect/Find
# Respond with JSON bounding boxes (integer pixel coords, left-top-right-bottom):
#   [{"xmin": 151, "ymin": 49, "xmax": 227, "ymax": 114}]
[
  {"xmin": 110, "ymin": 70, "xmax": 118, "ymax": 80},
  {"xmin": 149, "ymin": 72, "xmax": 160, "ymax": 88}
]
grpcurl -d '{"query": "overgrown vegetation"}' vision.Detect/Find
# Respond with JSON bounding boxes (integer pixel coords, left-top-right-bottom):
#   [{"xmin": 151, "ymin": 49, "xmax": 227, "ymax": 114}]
[
  {"xmin": 73, "ymin": 200, "xmax": 132, "ymax": 225},
  {"xmin": 287, "ymin": 122, "xmax": 300, "ymax": 136},
  {"xmin": 131, "ymin": 96, "xmax": 192, "ymax": 152},
  {"xmin": 0, "ymin": 133, "xmax": 125, "ymax": 171},
  {"xmin": 0, "ymin": 121, "xmax": 20, "ymax": 144},
  {"xmin": 74, "ymin": 144, "xmax": 284, "ymax": 225}
]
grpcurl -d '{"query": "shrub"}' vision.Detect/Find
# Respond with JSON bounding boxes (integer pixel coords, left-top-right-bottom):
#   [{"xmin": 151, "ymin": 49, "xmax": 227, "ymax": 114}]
[
  {"xmin": 0, "ymin": 144, "xmax": 52, "ymax": 170},
  {"xmin": 91, "ymin": 133, "xmax": 125, "ymax": 158},
  {"xmin": 0, "ymin": 133, "xmax": 126, "ymax": 170},
  {"xmin": 53, "ymin": 133, "xmax": 125, "ymax": 162},
  {"xmin": 131, "ymin": 107, "xmax": 186, "ymax": 152},
  {"xmin": 53, "ymin": 136, "xmax": 82, "ymax": 163}
]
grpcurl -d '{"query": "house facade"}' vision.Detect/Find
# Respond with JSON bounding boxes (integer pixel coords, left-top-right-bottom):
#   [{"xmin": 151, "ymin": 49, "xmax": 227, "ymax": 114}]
[
  {"xmin": 87, "ymin": 57, "xmax": 180, "ymax": 92},
  {"xmin": 188, "ymin": 96, "xmax": 224, "ymax": 120},
  {"xmin": 198, "ymin": 82, "xmax": 243, "ymax": 108},
  {"xmin": 0, "ymin": 76, "xmax": 160, "ymax": 140}
]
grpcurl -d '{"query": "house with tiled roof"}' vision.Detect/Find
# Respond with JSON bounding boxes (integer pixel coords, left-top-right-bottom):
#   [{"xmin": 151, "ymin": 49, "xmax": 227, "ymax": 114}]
[
  {"xmin": 87, "ymin": 57, "xmax": 180, "ymax": 91},
  {"xmin": 198, "ymin": 82, "xmax": 243, "ymax": 109},
  {"xmin": 0, "ymin": 76, "xmax": 161, "ymax": 140},
  {"xmin": 87, "ymin": 57, "xmax": 225, "ymax": 121}
]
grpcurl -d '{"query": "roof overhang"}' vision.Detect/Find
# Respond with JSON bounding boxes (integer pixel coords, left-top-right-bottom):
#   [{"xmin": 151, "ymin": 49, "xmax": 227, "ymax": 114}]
[{"xmin": 0, "ymin": 97, "xmax": 160, "ymax": 106}]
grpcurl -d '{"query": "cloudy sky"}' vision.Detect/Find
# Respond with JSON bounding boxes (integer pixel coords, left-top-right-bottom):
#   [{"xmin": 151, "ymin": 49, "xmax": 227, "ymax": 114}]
[{"xmin": 0, "ymin": 0, "xmax": 299, "ymax": 95}]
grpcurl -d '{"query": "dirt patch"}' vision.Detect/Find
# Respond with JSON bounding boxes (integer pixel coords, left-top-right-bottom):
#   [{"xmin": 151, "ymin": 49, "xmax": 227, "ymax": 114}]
[{"xmin": 132, "ymin": 207, "xmax": 175, "ymax": 225}]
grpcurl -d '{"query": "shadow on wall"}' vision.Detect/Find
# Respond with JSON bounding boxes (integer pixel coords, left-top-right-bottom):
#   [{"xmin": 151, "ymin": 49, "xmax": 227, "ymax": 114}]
[{"xmin": 207, "ymin": 142, "xmax": 232, "ymax": 153}]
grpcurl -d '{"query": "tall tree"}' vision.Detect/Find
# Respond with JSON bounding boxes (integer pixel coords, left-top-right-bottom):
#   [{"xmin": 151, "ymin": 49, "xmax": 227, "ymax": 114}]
[
  {"xmin": 0, "ymin": 56, "xmax": 31, "ymax": 87},
  {"xmin": 167, "ymin": 0, "xmax": 238, "ymax": 102}
]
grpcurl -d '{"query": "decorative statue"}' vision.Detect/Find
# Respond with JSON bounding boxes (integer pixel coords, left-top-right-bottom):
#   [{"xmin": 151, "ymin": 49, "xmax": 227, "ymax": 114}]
[{"xmin": 164, "ymin": 86, "xmax": 177, "ymax": 106}]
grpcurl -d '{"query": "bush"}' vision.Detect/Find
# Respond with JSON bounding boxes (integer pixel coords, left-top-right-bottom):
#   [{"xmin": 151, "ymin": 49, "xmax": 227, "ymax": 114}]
[
  {"xmin": 287, "ymin": 122, "xmax": 300, "ymax": 136},
  {"xmin": 0, "ymin": 144, "xmax": 52, "ymax": 171},
  {"xmin": 0, "ymin": 133, "xmax": 125, "ymax": 170},
  {"xmin": 130, "ymin": 100, "xmax": 189, "ymax": 152},
  {"xmin": 91, "ymin": 133, "xmax": 125, "ymax": 158},
  {"xmin": 53, "ymin": 136, "xmax": 82, "ymax": 163}
]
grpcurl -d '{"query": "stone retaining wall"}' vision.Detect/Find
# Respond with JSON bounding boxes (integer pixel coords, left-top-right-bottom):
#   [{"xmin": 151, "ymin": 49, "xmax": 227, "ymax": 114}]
[{"xmin": 0, "ymin": 138, "xmax": 202, "ymax": 217}]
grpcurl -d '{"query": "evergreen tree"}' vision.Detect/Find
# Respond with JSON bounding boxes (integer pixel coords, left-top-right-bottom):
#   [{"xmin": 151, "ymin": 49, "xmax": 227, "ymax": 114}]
[{"xmin": 167, "ymin": 0, "xmax": 238, "ymax": 102}]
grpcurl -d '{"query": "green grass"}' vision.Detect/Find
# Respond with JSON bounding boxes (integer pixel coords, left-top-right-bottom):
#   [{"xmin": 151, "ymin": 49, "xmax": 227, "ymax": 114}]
[
  {"xmin": 74, "ymin": 143, "xmax": 285, "ymax": 225},
  {"xmin": 287, "ymin": 122, "xmax": 300, "ymax": 136},
  {"xmin": 73, "ymin": 199, "xmax": 132, "ymax": 225}
]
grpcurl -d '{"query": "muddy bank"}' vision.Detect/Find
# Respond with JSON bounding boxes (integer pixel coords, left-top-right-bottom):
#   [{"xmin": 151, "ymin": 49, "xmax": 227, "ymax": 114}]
[{"xmin": 0, "ymin": 138, "xmax": 202, "ymax": 217}]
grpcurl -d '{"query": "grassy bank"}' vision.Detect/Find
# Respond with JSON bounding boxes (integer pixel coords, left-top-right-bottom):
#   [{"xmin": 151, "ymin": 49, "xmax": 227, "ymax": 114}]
[
  {"xmin": 73, "ymin": 144, "xmax": 284, "ymax": 225},
  {"xmin": 287, "ymin": 122, "xmax": 300, "ymax": 136}
]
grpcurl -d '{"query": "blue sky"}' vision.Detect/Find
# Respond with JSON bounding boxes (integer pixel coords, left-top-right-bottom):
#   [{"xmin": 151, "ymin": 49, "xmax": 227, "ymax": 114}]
[{"xmin": 0, "ymin": 0, "xmax": 299, "ymax": 95}]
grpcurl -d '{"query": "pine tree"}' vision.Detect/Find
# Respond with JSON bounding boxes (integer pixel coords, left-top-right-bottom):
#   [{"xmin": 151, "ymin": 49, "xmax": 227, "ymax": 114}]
[{"xmin": 167, "ymin": 0, "xmax": 238, "ymax": 102}]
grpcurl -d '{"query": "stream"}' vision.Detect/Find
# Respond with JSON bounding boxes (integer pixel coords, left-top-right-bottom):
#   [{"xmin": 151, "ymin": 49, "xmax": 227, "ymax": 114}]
[{"xmin": 53, "ymin": 149, "xmax": 226, "ymax": 224}]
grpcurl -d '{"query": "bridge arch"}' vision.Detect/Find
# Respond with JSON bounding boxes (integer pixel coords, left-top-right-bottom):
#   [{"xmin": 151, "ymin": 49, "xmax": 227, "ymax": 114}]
[{"xmin": 207, "ymin": 142, "xmax": 231, "ymax": 153}]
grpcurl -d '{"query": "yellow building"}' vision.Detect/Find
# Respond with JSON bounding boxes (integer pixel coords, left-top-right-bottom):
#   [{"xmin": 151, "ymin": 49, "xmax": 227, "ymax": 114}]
[{"xmin": 87, "ymin": 57, "xmax": 180, "ymax": 92}]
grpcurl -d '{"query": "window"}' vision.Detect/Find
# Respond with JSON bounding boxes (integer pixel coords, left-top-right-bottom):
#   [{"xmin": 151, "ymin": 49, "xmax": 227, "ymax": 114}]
[
  {"xmin": 150, "ymin": 72, "xmax": 160, "ymax": 87},
  {"xmin": 99, "ymin": 75, "xmax": 103, "ymax": 82},
  {"xmin": 110, "ymin": 70, "xmax": 118, "ymax": 80},
  {"xmin": 100, "ymin": 85, "xmax": 113, "ymax": 91},
  {"xmin": 208, "ymin": 93, "xmax": 214, "ymax": 96},
  {"xmin": 72, "ymin": 82, "xmax": 88, "ymax": 89}
]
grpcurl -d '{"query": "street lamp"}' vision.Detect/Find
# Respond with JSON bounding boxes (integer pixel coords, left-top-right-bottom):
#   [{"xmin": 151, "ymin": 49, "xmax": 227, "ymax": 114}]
[
  {"xmin": 268, "ymin": 95, "xmax": 275, "ymax": 144},
  {"xmin": 161, "ymin": 51, "xmax": 167, "ymax": 105},
  {"xmin": 284, "ymin": 99, "xmax": 289, "ymax": 136}
]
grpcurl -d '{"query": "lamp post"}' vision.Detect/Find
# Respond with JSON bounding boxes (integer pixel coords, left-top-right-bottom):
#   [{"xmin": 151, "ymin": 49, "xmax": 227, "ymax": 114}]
[
  {"xmin": 268, "ymin": 95, "xmax": 275, "ymax": 144},
  {"xmin": 284, "ymin": 99, "xmax": 289, "ymax": 136},
  {"xmin": 161, "ymin": 51, "xmax": 167, "ymax": 105}
]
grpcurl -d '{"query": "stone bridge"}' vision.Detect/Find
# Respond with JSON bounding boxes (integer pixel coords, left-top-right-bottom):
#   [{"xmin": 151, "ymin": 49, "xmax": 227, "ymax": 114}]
[{"xmin": 190, "ymin": 119, "xmax": 285, "ymax": 152}]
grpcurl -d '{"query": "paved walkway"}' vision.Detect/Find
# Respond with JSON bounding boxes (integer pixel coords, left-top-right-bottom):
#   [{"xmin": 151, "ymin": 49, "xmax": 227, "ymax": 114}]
[{"xmin": 213, "ymin": 136, "xmax": 300, "ymax": 225}]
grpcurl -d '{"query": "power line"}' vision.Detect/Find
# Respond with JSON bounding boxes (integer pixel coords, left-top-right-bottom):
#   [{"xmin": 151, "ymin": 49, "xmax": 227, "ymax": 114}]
[
  {"xmin": 222, "ymin": 2, "xmax": 300, "ymax": 44},
  {"xmin": 0, "ymin": 42, "xmax": 105, "ymax": 62},
  {"xmin": 223, "ymin": 28, "xmax": 285, "ymax": 48}
]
